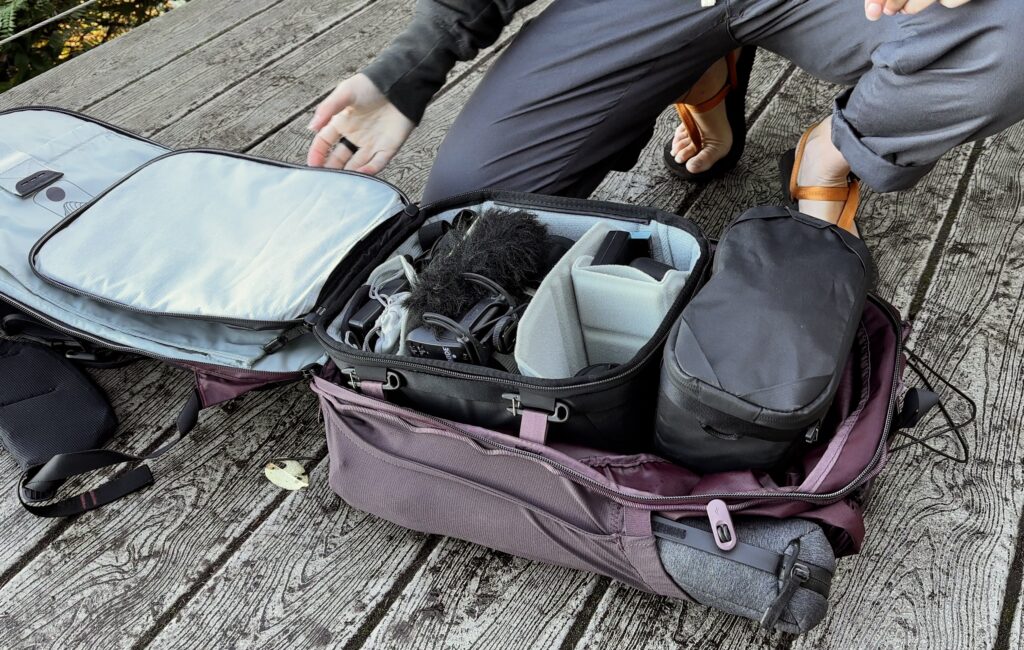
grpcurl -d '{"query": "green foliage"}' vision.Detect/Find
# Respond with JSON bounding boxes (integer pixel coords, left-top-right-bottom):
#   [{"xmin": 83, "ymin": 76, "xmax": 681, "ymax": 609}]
[{"xmin": 0, "ymin": 0, "xmax": 175, "ymax": 92}]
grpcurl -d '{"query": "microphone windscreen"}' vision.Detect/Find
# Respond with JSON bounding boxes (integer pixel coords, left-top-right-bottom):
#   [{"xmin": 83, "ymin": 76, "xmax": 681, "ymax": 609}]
[{"xmin": 407, "ymin": 208, "xmax": 550, "ymax": 326}]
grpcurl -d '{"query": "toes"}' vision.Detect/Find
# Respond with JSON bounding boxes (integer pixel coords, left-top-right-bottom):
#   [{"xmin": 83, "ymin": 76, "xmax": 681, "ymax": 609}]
[
  {"xmin": 671, "ymin": 133, "xmax": 691, "ymax": 157},
  {"xmin": 674, "ymin": 142, "xmax": 697, "ymax": 164},
  {"xmin": 686, "ymin": 149, "xmax": 713, "ymax": 173}
]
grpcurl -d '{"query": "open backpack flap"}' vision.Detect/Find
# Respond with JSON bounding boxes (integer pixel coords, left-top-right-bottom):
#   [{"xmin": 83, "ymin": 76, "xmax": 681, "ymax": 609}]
[
  {"xmin": 0, "ymin": 106, "xmax": 976, "ymax": 631},
  {"xmin": 0, "ymin": 106, "xmax": 415, "ymax": 515}
]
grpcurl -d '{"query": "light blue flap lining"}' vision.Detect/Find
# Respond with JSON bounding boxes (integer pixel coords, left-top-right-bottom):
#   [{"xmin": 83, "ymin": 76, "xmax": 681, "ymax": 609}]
[
  {"xmin": 0, "ymin": 110, "xmax": 354, "ymax": 370},
  {"xmin": 34, "ymin": 150, "xmax": 407, "ymax": 325}
]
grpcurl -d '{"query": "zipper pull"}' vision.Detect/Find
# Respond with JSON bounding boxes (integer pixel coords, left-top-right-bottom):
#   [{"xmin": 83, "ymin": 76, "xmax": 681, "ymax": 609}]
[
  {"xmin": 304, "ymin": 307, "xmax": 326, "ymax": 329},
  {"xmin": 262, "ymin": 323, "xmax": 308, "ymax": 354},
  {"xmin": 707, "ymin": 499, "xmax": 736, "ymax": 551},
  {"xmin": 760, "ymin": 551, "xmax": 810, "ymax": 629},
  {"xmin": 805, "ymin": 421, "xmax": 821, "ymax": 444}
]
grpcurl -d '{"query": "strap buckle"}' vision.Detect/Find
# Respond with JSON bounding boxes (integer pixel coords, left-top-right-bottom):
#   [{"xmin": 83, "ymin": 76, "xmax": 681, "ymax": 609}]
[
  {"xmin": 502, "ymin": 393, "xmax": 569, "ymax": 422},
  {"xmin": 342, "ymin": 368, "xmax": 401, "ymax": 392}
]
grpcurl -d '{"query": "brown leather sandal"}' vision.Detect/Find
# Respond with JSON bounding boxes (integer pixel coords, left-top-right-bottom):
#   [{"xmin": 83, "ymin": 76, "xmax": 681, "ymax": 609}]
[
  {"xmin": 780, "ymin": 124, "xmax": 861, "ymax": 236},
  {"xmin": 663, "ymin": 47, "xmax": 756, "ymax": 183}
]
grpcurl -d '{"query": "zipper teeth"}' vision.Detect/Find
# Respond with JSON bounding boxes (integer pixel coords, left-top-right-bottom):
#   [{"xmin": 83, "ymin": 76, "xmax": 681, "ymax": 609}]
[
  {"xmin": 0, "ymin": 293, "xmax": 297, "ymax": 378},
  {"xmin": 335, "ymin": 296, "xmax": 902, "ymax": 507},
  {"xmin": 26, "ymin": 272, "xmax": 297, "ymax": 330}
]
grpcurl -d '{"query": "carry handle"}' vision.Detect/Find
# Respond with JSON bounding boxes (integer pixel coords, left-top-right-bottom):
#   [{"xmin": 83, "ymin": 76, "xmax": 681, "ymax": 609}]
[{"xmin": 18, "ymin": 389, "xmax": 202, "ymax": 518}]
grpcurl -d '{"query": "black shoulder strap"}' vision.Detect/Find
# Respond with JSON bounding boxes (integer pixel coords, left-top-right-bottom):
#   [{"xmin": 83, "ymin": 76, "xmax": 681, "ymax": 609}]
[{"xmin": 18, "ymin": 389, "xmax": 203, "ymax": 517}]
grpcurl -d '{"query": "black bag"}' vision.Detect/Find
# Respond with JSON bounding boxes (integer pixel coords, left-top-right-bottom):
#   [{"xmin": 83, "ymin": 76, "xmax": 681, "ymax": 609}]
[
  {"xmin": 654, "ymin": 206, "xmax": 874, "ymax": 472},
  {"xmin": 314, "ymin": 190, "xmax": 710, "ymax": 450},
  {"xmin": 0, "ymin": 340, "xmax": 118, "ymax": 502}
]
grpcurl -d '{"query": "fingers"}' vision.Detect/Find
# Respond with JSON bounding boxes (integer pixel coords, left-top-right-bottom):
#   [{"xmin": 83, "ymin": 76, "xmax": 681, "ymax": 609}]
[
  {"xmin": 308, "ymin": 115, "xmax": 343, "ymax": 167},
  {"xmin": 307, "ymin": 130, "xmax": 336, "ymax": 167},
  {"xmin": 866, "ymin": 0, "xmax": 912, "ymax": 20},
  {"xmin": 882, "ymin": 0, "xmax": 909, "ymax": 15},
  {"xmin": 354, "ymin": 150, "xmax": 395, "ymax": 176},
  {"xmin": 309, "ymin": 83, "xmax": 355, "ymax": 132},
  {"xmin": 940, "ymin": 0, "xmax": 971, "ymax": 7},
  {"xmin": 323, "ymin": 139, "xmax": 355, "ymax": 170}
]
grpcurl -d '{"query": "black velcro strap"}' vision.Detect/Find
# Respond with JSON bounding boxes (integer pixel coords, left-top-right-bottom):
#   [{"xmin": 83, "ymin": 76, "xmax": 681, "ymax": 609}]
[
  {"xmin": 20, "ymin": 465, "xmax": 154, "ymax": 517},
  {"xmin": 17, "ymin": 388, "xmax": 201, "ymax": 518}
]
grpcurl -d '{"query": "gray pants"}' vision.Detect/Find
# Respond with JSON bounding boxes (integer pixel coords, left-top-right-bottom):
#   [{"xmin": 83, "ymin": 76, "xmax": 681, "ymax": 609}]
[{"xmin": 423, "ymin": 0, "xmax": 1024, "ymax": 202}]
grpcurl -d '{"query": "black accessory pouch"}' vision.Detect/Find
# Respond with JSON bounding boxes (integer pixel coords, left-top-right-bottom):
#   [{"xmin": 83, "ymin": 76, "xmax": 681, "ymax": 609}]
[
  {"xmin": 0, "ymin": 339, "xmax": 118, "ymax": 501},
  {"xmin": 654, "ymin": 206, "xmax": 874, "ymax": 472}
]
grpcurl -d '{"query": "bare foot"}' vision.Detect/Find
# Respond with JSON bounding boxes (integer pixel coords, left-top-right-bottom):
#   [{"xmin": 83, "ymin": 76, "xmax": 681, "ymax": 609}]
[
  {"xmin": 795, "ymin": 117, "xmax": 859, "ymax": 235},
  {"xmin": 671, "ymin": 57, "xmax": 733, "ymax": 174}
]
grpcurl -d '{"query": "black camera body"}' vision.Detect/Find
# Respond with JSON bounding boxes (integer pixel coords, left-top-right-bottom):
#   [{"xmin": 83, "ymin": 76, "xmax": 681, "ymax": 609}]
[{"xmin": 406, "ymin": 295, "xmax": 510, "ymax": 364}]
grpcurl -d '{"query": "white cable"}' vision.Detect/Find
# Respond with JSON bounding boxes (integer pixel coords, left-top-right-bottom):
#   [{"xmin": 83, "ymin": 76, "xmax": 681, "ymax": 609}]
[{"xmin": 0, "ymin": 0, "xmax": 104, "ymax": 48}]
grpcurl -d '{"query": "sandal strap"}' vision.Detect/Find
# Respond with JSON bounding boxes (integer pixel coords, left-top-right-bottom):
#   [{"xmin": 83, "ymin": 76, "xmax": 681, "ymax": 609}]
[
  {"xmin": 836, "ymin": 178, "xmax": 861, "ymax": 234},
  {"xmin": 673, "ymin": 49, "xmax": 741, "ymax": 149},
  {"xmin": 675, "ymin": 104, "xmax": 703, "ymax": 153},
  {"xmin": 790, "ymin": 123, "xmax": 861, "ymax": 236}
]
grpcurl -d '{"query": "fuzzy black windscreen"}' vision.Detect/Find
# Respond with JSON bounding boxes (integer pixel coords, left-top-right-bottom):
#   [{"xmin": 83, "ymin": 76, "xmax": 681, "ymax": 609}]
[{"xmin": 407, "ymin": 208, "xmax": 550, "ymax": 326}]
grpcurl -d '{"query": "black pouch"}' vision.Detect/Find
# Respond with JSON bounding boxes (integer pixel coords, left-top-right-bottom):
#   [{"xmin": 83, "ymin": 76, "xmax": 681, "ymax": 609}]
[
  {"xmin": 0, "ymin": 340, "xmax": 118, "ymax": 501},
  {"xmin": 654, "ymin": 206, "xmax": 874, "ymax": 472}
]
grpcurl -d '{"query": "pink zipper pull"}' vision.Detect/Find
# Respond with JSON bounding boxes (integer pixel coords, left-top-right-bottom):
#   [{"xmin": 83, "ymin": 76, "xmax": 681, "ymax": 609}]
[{"xmin": 707, "ymin": 499, "xmax": 736, "ymax": 551}]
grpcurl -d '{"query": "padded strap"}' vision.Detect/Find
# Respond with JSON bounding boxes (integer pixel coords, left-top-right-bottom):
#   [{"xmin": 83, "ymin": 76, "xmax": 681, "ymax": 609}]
[{"xmin": 18, "ymin": 388, "xmax": 203, "ymax": 518}]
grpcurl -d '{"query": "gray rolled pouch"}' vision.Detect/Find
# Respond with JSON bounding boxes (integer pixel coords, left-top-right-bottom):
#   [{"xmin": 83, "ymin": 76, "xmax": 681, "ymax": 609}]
[{"xmin": 655, "ymin": 516, "xmax": 835, "ymax": 634}]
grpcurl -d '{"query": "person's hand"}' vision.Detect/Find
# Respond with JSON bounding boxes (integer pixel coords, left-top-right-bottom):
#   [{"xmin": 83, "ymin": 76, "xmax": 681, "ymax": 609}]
[
  {"xmin": 307, "ymin": 73, "xmax": 414, "ymax": 174},
  {"xmin": 865, "ymin": 0, "xmax": 970, "ymax": 21}
]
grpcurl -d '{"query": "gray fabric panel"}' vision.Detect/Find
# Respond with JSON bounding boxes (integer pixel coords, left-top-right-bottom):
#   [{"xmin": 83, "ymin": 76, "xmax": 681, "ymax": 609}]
[
  {"xmin": 34, "ymin": 151, "xmax": 406, "ymax": 324},
  {"xmin": 572, "ymin": 256, "xmax": 688, "ymax": 365},
  {"xmin": 0, "ymin": 110, "xmax": 327, "ymax": 371},
  {"xmin": 515, "ymin": 223, "xmax": 610, "ymax": 378},
  {"xmin": 658, "ymin": 517, "xmax": 835, "ymax": 634}
]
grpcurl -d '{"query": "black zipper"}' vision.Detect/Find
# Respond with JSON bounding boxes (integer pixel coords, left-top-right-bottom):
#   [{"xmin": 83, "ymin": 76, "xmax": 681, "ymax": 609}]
[
  {"xmin": 333, "ymin": 293, "xmax": 902, "ymax": 507},
  {"xmin": 28, "ymin": 148, "xmax": 412, "ymax": 330},
  {"xmin": 0, "ymin": 291, "xmax": 303, "ymax": 377}
]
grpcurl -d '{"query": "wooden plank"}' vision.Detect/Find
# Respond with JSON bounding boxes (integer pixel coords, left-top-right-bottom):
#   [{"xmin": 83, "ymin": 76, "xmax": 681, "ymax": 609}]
[
  {"xmin": 0, "ymin": 383, "xmax": 325, "ymax": 648},
  {"xmin": 0, "ymin": 362, "xmax": 193, "ymax": 576},
  {"xmin": 149, "ymin": 459, "xmax": 432, "ymax": 649},
  {"xmin": 791, "ymin": 122, "xmax": 1024, "ymax": 649},
  {"xmin": 153, "ymin": 0, "xmax": 417, "ymax": 150},
  {"xmin": 0, "ymin": 0, "xmax": 284, "ymax": 112},
  {"xmin": 577, "ymin": 584, "xmax": 787, "ymax": 650},
  {"xmin": 87, "ymin": 0, "xmax": 375, "ymax": 138},
  {"xmin": 364, "ymin": 540, "xmax": 603, "ymax": 649},
  {"xmin": 571, "ymin": 68, "xmax": 979, "ymax": 649}
]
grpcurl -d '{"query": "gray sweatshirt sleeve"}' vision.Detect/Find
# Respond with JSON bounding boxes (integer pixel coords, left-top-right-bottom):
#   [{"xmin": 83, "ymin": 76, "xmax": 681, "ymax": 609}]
[{"xmin": 361, "ymin": 0, "xmax": 537, "ymax": 124}]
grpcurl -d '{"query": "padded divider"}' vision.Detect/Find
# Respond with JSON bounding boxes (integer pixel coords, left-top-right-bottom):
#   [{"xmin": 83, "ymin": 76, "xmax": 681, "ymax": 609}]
[
  {"xmin": 33, "ymin": 150, "xmax": 407, "ymax": 326},
  {"xmin": 571, "ymin": 257, "xmax": 688, "ymax": 365},
  {"xmin": 514, "ymin": 223, "xmax": 612, "ymax": 378}
]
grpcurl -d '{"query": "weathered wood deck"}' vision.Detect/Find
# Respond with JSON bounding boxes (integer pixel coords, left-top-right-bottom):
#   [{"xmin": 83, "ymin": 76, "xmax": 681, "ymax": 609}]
[{"xmin": 0, "ymin": 1, "xmax": 1021, "ymax": 648}]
